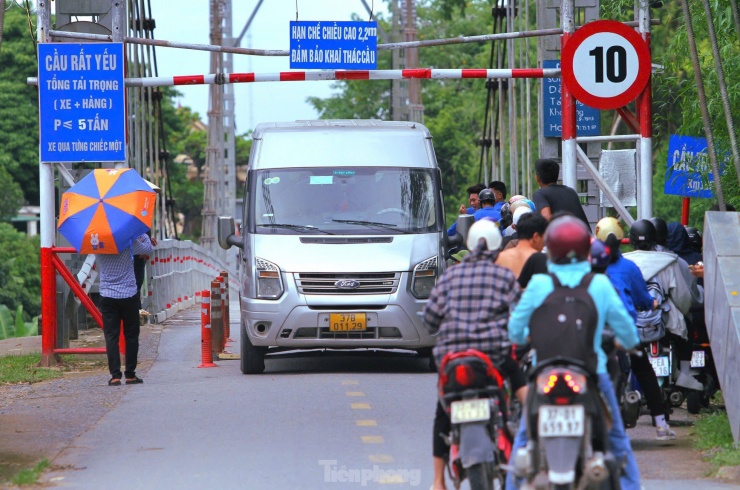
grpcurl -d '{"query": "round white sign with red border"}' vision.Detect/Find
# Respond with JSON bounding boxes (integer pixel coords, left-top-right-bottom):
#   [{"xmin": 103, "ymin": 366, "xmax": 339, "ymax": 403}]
[{"xmin": 561, "ymin": 20, "xmax": 651, "ymax": 110}]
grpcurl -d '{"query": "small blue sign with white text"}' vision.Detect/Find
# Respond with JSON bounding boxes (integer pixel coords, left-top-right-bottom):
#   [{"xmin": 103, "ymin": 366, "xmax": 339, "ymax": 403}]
[
  {"xmin": 38, "ymin": 43, "xmax": 126, "ymax": 163},
  {"xmin": 664, "ymin": 135, "xmax": 725, "ymax": 199},
  {"xmin": 542, "ymin": 60, "xmax": 600, "ymax": 137},
  {"xmin": 289, "ymin": 21, "xmax": 378, "ymax": 70}
]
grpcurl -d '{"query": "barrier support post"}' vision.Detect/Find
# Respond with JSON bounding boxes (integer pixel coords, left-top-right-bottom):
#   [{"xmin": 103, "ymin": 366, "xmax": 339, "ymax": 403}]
[
  {"xmin": 198, "ymin": 290, "xmax": 217, "ymax": 368},
  {"xmin": 210, "ymin": 280, "xmax": 223, "ymax": 358},
  {"xmin": 220, "ymin": 272, "xmax": 231, "ymax": 343}
]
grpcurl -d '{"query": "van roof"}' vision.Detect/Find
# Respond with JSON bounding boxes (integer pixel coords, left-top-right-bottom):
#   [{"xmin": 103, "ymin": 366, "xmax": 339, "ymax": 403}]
[
  {"xmin": 252, "ymin": 120, "xmax": 432, "ymax": 139},
  {"xmin": 250, "ymin": 120, "xmax": 437, "ymax": 169}
]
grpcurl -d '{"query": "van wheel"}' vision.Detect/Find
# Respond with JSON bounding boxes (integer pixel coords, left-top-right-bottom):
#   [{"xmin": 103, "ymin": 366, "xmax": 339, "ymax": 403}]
[
  {"xmin": 241, "ymin": 325, "xmax": 266, "ymax": 374},
  {"xmin": 417, "ymin": 348, "xmax": 436, "ymax": 372}
]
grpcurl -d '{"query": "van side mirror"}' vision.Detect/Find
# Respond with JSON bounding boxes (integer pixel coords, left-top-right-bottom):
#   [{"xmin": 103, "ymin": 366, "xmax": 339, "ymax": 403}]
[
  {"xmin": 218, "ymin": 216, "xmax": 244, "ymax": 250},
  {"xmin": 446, "ymin": 214, "xmax": 475, "ymax": 248}
]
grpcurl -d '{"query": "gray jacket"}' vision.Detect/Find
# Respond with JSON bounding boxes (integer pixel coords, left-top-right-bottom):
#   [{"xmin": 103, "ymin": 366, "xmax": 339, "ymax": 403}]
[{"xmin": 623, "ymin": 250, "xmax": 693, "ymax": 339}]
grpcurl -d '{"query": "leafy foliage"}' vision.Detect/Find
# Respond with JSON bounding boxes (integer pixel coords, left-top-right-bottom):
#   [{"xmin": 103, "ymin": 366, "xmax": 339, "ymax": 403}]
[
  {"xmin": 0, "ymin": 304, "xmax": 38, "ymax": 340},
  {"xmin": 0, "ymin": 223, "xmax": 40, "ymax": 319},
  {"xmin": 0, "ymin": 164, "xmax": 23, "ymax": 222},
  {"xmin": 0, "ymin": 7, "xmax": 40, "ymax": 205}
]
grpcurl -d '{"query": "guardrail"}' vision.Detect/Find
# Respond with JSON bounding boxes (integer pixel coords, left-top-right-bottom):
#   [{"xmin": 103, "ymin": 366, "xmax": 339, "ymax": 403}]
[
  {"xmin": 704, "ymin": 211, "xmax": 740, "ymax": 443},
  {"xmin": 145, "ymin": 239, "xmax": 236, "ymax": 324}
]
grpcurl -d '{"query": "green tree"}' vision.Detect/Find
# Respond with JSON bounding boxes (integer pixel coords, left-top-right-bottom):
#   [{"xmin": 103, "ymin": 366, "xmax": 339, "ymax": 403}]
[
  {"xmin": 0, "ymin": 164, "xmax": 23, "ymax": 222},
  {"xmin": 0, "ymin": 6, "xmax": 40, "ymax": 205},
  {"xmin": 0, "ymin": 223, "xmax": 40, "ymax": 319}
]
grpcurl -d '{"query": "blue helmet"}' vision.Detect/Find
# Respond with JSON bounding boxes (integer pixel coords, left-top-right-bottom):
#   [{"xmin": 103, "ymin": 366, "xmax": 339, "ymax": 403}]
[{"xmin": 589, "ymin": 238, "xmax": 611, "ymax": 270}]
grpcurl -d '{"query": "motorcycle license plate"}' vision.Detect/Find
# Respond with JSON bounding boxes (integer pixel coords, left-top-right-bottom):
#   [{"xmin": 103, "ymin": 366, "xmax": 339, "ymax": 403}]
[
  {"xmin": 691, "ymin": 350, "xmax": 706, "ymax": 368},
  {"xmin": 649, "ymin": 356, "xmax": 670, "ymax": 377},
  {"xmin": 538, "ymin": 405, "xmax": 585, "ymax": 437},
  {"xmin": 450, "ymin": 399, "xmax": 490, "ymax": 424}
]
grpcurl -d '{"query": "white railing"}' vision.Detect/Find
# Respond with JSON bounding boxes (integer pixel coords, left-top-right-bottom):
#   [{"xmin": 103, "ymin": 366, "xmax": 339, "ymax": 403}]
[{"xmin": 144, "ymin": 239, "xmax": 236, "ymax": 323}]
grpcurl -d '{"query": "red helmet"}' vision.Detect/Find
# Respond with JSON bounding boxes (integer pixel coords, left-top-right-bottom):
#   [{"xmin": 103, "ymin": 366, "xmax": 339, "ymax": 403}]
[{"xmin": 545, "ymin": 216, "xmax": 591, "ymax": 264}]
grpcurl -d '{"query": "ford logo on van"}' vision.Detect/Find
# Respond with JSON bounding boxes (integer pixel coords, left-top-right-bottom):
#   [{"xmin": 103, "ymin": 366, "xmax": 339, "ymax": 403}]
[{"xmin": 335, "ymin": 279, "xmax": 360, "ymax": 289}]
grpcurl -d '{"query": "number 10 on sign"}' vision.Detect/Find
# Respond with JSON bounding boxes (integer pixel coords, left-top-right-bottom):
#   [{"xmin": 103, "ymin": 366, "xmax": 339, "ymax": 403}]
[{"xmin": 561, "ymin": 20, "xmax": 651, "ymax": 110}]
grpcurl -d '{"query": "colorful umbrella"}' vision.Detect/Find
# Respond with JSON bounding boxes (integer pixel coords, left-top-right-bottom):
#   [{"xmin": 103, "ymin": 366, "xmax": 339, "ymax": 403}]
[{"xmin": 58, "ymin": 168, "xmax": 156, "ymax": 254}]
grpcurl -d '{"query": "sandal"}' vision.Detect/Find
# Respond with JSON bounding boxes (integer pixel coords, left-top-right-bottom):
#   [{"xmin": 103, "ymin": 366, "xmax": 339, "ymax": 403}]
[
  {"xmin": 108, "ymin": 378, "xmax": 122, "ymax": 386},
  {"xmin": 125, "ymin": 377, "xmax": 144, "ymax": 385}
]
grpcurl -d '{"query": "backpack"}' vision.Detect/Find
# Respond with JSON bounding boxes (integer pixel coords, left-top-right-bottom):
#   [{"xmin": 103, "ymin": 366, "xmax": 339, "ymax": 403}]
[
  {"xmin": 528, "ymin": 273, "xmax": 599, "ymax": 374},
  {"xmin": 635, "ymin": 275, "xmax": 670, "ymax": 343}
]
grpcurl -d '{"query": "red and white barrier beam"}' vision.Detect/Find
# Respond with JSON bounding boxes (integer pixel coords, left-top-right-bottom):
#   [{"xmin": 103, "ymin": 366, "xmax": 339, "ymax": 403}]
[{"xmin": 126, "ymin": 68, "xmax": 559, "ymax": 88}]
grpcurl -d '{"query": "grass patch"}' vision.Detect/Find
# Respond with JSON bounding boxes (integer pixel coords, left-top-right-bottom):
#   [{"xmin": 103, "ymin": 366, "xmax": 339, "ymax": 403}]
[
  {"xmin": 11, "ymin": 459, "xmax": 50, "ymax": 486},
  {"xmin": 692, "ymin": 409, "xmax": 740, "ymax": 471},
  {"xmin": 0, "ymin": 354, "xmax": 107, "ymax": 385}
]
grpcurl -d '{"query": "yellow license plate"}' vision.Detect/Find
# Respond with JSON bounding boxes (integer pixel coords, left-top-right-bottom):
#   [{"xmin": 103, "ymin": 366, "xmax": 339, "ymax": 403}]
[{"xmin": 329, "ymin": 313, "xmax": 367, "ymax": 331}]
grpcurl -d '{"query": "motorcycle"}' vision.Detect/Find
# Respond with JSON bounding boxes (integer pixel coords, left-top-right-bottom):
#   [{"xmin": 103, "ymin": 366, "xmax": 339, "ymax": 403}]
[
  {"xmin": 438, "ymin": 349, "xmax": 511, "ymax": 490},
  {"xmin": 510, "ymin": 356, "xmax": 621, "ymax": 490}
]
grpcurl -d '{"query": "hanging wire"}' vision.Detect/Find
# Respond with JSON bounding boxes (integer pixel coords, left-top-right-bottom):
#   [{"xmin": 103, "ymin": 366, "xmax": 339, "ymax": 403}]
[
  {"xmin": 369, "ymin": 0, "xmax": 374, "ymax": 21},
  {"xmin": 23, "ymin": 0, "xmax": 35, "ymax": 58},
  {"xmin": 295, "ymin": 0, "xmax": 298, "ymax": 22},
  {"xmin": 477, "ymin": 14, "xmax": 499, "ymax": 183}
]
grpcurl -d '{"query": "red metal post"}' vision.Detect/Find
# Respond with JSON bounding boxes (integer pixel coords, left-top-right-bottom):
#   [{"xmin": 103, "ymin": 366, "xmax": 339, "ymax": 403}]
[
  {"xmin": 51, "ymin": 254, "xmax": 103, "ymax": 328},
  {"xmin": 682, "ymin": 197, "xmax": 691, "ymax": 225},
  {"xmin": 198, "ymin": 290, "xmax": 217, "ymax": 368},
  {"xmin": 40, "ymin": 248, "xmax": 59, "ymax": 366}
]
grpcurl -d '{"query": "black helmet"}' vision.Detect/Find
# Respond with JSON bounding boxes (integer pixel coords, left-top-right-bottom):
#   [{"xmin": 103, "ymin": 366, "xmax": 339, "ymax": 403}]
[
  {"xmin": 478, "ymin": 188, "xmax": 496, "ymax": 204},
  {"xmin": 499, "ymin": 202, "xmax": 513, "ymax": 229},
  {"xmin": 629, "ymin": 219, "xmax": 657, "ymax": 250},
  {"xmin": 649, "ymin": 217, "xmax": 668, "ymax": 246},
  {"xmin": 685, "ymin": 226, "xmax": 702, "ymax": 253}
]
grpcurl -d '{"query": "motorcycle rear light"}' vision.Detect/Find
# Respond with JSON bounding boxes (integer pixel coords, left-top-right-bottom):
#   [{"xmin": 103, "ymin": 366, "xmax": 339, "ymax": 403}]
[
  {"xmin": 536, "ymin": 369, "xmax": 587, "ymax": 395},
  {"xmin": 454, "ymin": 364, "xmax": 474, "ymax": 387},
  {"xmin": 650, "ymin": 341, "xmax": 659, "ymax": 356},
  {"xmin": 554, "ymin": 396, "xmax": 571, "ymax": 405}
]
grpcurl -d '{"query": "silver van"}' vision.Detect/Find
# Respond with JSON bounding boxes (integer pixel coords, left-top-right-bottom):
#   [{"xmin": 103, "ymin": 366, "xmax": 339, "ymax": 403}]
[{"xmin": 218, "ymin": 120, "xmax": 448, "ymax": 373}]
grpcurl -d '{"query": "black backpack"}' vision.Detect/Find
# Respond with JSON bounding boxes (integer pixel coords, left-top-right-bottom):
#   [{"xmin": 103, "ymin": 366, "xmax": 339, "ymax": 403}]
[{"xmin": 528, "ymin": 273, "xmax": 599, "ymax": 374}]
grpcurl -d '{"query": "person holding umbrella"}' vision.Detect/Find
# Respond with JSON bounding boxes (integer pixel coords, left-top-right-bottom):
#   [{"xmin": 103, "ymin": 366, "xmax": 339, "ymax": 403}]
[
  {"xmin": 58, "ymin": 168, "xmax": 157, "ymax": 386},
  {"xmin": 98, "ymin": 233, "xmax": 152, "ymax": 385}
]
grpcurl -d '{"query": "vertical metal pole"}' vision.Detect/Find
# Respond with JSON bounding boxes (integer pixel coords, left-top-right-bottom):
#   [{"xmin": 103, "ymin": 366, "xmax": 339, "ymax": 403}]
[
  {"xmin": 507, "ymin": 2, "xmax": 518, "ymax": 195},
  {"xmin": 560, "ymin": 0, "xmax": 577, "ymax": 189},
  {"xmin": 637, "ymin": 0, "xmax": 653, "ymax": 219},
  {"xmin": 38, "ymin": 0, "xmax": 59, "ymax": 367}
]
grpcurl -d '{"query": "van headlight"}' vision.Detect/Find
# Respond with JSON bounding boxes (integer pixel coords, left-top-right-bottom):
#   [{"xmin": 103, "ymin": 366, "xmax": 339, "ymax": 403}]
[
  {"xmin": 411, "ymin": 256, "xmax": 438, "ymax": 299},
  {"xmin": 255, "ymin": 257, "xmax": 284, "ymax": 299}
]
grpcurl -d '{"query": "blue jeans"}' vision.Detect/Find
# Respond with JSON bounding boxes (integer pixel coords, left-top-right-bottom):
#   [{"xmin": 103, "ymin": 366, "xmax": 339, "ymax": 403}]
[{"xmin": 506, "ymin": 373, "xmax": 641, "ymax": 490}]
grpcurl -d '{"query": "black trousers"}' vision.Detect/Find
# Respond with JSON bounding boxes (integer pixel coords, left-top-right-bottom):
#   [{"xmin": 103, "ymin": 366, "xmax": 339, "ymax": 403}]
[
  {"xmin": 629, "ymin": 348, "xmax": 666, "ymax": 417},
  {"xmin": 100, "ymin": 294, "xmax": 140, "ymax": 379}
]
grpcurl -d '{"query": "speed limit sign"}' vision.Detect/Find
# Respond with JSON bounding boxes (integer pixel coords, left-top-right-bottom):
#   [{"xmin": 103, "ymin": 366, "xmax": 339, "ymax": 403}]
[{"xmin": 561, "ymin": 20, "xmax": 651, "ymax": 110}]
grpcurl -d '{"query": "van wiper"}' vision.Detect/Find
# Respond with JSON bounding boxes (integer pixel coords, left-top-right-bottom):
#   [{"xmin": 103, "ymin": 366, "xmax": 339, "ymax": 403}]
[
  {"xmin": 258, "ymin": 223, "xmax": 335, "ymax": 235},
  {"xmin": 331, "ymin": 219, "xmax": 411, "ymax": 234}
]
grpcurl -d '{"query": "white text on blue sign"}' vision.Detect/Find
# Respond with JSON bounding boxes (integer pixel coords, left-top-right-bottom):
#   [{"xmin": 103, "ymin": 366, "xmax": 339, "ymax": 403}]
[{"xmin": 289, "ymin": 21, "xmax": 378, "ymax": 70}]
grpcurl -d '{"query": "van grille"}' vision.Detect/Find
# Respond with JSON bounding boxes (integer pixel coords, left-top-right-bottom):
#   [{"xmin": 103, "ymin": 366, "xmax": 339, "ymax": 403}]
[{"xmin": 295, "ymin": 272, "xmax": 399, "ymax": 295}]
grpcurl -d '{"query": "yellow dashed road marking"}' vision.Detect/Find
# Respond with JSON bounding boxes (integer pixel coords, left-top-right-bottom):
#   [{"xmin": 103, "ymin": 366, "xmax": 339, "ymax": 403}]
[
  {"xmin": 346, "ymin": 391, "xmax": 365, "ymax": 397},
  {"xmin": 368, "ymin": 454, "xmax": 394, "ymax": 463},
  {"xmin": 378, "ymin": 474, "xmax": 407, "ymax": 484},
  {"xmin": 356, "ymin": 419, "xmax": 377, "ymax": 427},
  {"xmin": 351, "ymin": 403, "xmax": 372, "ymax": 410},
  {"xmin": 361, "ymin": 435, "xmax": 384, "ymax": 443}
]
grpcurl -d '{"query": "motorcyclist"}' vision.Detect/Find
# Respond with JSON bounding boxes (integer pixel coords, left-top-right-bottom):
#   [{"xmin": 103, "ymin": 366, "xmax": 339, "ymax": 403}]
[
  {"xmin": 422, "ymin": 219, "xmax": 526, "ymax": 490},
  {"xmin": 506, "ymin": 215, "xmax": 642, "ymax": 490},
  {"xmin": 624, "ymin": 220, "xmax": 699, "ymax": 391},
  {"xmin": 446, "ymin": 189, "xmax": 500, "ymax": 238},
  {"xmin": 593, "ymin": 219, "xmax": 676, "ymax": 441}
]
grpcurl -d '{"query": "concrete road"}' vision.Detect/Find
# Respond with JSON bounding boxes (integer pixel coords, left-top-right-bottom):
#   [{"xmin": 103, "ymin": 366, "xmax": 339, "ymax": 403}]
[{"xmin": 41, "ymin": 307, "xmax": 740, "ymax": 489}]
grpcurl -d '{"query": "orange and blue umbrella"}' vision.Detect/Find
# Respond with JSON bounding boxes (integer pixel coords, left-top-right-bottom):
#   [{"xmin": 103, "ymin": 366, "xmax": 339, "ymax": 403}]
[{"xmin": 58, "ymin": 168, "xmax": 157, "ymax": 254}]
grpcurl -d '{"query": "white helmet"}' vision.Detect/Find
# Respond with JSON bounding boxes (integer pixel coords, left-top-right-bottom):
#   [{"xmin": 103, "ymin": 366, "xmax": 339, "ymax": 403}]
[
  {"xmin": 466, "ymin": 219, "xmax": 502, "ymax": 251},
  {"xmin": 509, "ymin": 195, "xmax": 527, "ymax": 203},
  {"xmin": 510, "ymin": 199, "xmax": 533, "ymax": 214}
]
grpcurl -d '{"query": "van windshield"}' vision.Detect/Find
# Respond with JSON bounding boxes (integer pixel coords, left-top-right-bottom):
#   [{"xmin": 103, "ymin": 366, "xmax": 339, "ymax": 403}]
[{"xmin": 249, "ymin": 167, "xmax": 440, "ymax": 235}]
